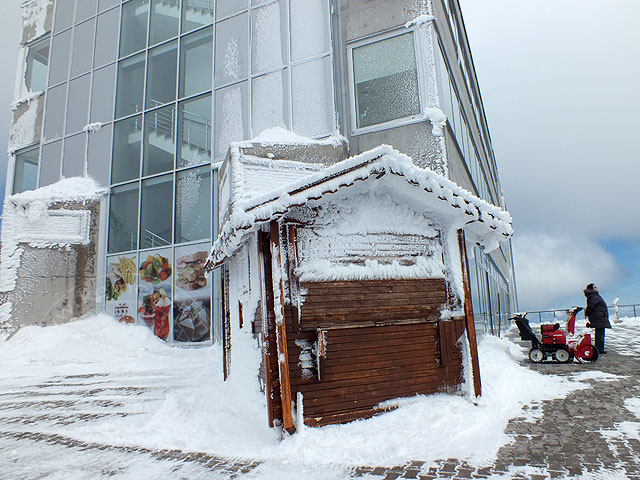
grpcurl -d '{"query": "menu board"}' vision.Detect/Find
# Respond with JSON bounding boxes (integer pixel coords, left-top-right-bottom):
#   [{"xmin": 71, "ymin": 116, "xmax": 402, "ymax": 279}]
[
  {"xmin": 105, "ymin": 254, "xmax": 138, "ymax": 323},
  {"xmin": 173, "ymin": 243, "xmax": 211, "ymax": 342},
  {"xmin": 137, "ymin": 248, "xmax": 173, "ymax": 340}
]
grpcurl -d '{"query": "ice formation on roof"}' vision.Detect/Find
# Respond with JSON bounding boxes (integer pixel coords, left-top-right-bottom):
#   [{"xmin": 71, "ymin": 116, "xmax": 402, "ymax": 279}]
[
  {"xmin": 209, "ymin": 145, "xmax": 513, "ymax": 267},
  {"xmin": 405, "ymin": 14, "xmax": 436, "ymax": 28}
]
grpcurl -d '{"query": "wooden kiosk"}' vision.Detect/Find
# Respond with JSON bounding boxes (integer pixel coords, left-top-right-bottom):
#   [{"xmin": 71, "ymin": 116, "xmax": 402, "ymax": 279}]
[{"xmin": 207, "ymin": 144, "xmax": 512, "ymax": 430}]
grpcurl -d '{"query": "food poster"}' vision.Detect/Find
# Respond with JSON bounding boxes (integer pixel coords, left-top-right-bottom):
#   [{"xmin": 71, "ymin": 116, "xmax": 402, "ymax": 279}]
[
  {"xmin": 173, "ymin": 243, "xmax": 211, "ymax": 342},
  {"xmin": 106, "ymin": 254, "xmax": 138, "ymax": 324},
  {"xmin": 138, "ymin": 248, "xmax": 173, "ymax": 340}
]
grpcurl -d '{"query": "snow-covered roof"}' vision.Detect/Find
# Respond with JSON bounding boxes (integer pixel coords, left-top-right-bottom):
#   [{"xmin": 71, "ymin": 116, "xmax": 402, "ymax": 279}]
[{"xmin": 208, "ymin": 145, "xmax": 513, "ymax": 267}]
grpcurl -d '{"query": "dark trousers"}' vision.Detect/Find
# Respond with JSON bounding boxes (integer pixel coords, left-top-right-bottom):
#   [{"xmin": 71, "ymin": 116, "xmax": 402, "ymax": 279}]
[{"xmin": 595, "ymin": 328, "xmax": 606, "ymax": 352}]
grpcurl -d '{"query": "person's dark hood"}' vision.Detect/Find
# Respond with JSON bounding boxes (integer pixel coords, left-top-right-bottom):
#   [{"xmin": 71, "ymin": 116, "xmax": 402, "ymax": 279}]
[{"xmin": 584, "ymin": 288, "xmax": 598, "ymax": 297}]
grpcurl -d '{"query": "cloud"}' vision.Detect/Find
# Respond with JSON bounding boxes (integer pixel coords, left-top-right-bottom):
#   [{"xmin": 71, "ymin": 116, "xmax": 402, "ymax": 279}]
[{"xmin": 513, "ymin": 232, "xmax": 624, "ymax": 311}]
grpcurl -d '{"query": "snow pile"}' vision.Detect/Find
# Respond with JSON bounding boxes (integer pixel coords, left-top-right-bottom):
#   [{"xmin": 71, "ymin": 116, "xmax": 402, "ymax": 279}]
[
  {"xmin": 0, "ymin": 314, "xmax": 590, "ymax": 468},
  {"xmin": 405, "ymin": 14, "xmax": 436, "ymax": 28}
]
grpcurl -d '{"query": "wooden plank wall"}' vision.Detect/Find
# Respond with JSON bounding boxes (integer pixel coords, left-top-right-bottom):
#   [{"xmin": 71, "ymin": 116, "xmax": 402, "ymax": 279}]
[
  {"xmin": 257, "ymin": 227, "xmax": 468, "ymax": 428},
  {"xmin": 299, "ymin": 280, "xmax": 446, "ymax": 328}
]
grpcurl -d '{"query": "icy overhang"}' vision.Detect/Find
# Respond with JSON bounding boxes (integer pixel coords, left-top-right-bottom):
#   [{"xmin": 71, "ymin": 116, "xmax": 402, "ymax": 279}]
[{"xmin": 207, "ymin": 145, "xmax": 513, "ymax": 268}]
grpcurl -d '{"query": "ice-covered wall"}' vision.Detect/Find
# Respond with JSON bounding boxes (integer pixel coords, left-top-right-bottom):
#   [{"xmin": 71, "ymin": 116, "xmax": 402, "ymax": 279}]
[
  {"xmin": 0, "ymin": 178, "xmax": 106, "ymax": 334},
  {"xmin": 20, "ymin": 0, "xmax": 54, "ymax": 45}
]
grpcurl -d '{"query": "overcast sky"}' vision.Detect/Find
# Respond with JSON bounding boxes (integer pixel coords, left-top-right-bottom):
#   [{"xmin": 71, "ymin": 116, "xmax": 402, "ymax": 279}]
[
  {"xmin": 0, "ymin": 0, "xmax": 21, "ymax": 214},
  {"xmin": 0, "ymin": 0, "xmax": 638, "ymax": 312},
  {"xmin": 459, "ymin": 0, "xmax": 640, "ymax": 311}
]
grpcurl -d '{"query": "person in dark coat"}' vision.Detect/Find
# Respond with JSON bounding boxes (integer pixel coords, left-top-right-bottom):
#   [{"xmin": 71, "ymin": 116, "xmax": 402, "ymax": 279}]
[{"xmin": 584, "ymin": 283, "xmax": 611, "ymax": 354}]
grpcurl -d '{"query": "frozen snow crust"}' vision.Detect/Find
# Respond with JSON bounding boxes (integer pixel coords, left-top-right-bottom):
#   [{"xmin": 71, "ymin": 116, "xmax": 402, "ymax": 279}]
[
  {"xmin": 0, "ymin": 314, "xmax": 595, "ymax": 467},
  {"xmin": 210, "ymin": 145, "xmax": 513, "ymax": 267}
]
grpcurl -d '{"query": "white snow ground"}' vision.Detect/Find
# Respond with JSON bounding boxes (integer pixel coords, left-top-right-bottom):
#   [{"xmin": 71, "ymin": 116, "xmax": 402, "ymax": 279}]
[{"xmin": 0, "ymin": 315, "xmax": 638, "ymax": 479}]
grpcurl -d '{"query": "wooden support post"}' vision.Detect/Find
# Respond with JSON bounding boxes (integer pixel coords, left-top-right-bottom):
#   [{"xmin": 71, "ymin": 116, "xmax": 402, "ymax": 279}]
[
  {"xmin": 270, "ymin": 221, "xmax": 294, "ymax": 430},
  {"xmin": 257, "ymin": 231, "xmax": 275, "ymax": 427},
  {"xmin": 458, "ymin": 230, "xmax": 482, "ymax": 397}
]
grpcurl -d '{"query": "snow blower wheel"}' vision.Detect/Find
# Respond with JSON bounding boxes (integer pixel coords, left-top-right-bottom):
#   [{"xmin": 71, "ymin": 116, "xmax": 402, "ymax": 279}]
[
  {"xmin": 529, "ymin": 348, "xmax": 544, "ymax": 363},
  {"xmin": 555, "ymin": 348, "xmax": 571, "ymax": 363}
]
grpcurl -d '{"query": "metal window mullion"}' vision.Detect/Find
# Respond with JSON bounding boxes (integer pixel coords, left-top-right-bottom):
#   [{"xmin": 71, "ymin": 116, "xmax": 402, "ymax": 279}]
[{"xmin": 247, "ymin": 4, "xmax": 254, "ymax": 137}]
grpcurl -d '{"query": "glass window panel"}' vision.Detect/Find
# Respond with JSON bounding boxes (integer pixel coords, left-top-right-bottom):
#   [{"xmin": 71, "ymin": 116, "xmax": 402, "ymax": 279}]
[
  {"xmin": 99, "ymin": 0, "xmax": 119, "ymax": 12},
  {"xmin": 13, "ymin": 147, "xmax": 39, "ymax": 194},
  {"xmin": 352, "ymin": 32, "xmax": 420, "ymax": 129},
  {"xmin": 108, "ymin": 182, "xmax": 139, "ymax": 253},
  {"xmin": 63, "ymin": 133, "xmax": 87, "ymax": 177},
  {"xmin": 450, "ymin": 89, "xmax": 460, "ymax": 137},
  {"xmin": 149, "ymin": 0, "xmax": 179, "ymax": 46},
  {"xmin": 91, "ymin": 64, "xmax": 116, "ymax": 123},
  {"xmin": 71, "ymin": 19, "xmax": 95, "ymax": 77},
  {"xmin": 214, "ymin": 12, "xmax": 248, "ymax": 88},
  {"xmin": 138, "ymin": 247, "xmax": 173, "ymax": 340},
  {"xmin": 43, "ymin": 83, "xmax": 67, "ymax": 141},
  {"xmin": 216, "ymin": 0, "xmax": 247, "ymax": 20},
  {"xmin": 214, "ymin": 81, "xmax": 248, "ymax": 159},
  {"xmin": 143, "ymin": 105, "xmax": 176, "ymax": 175},
  {"xmin": 76, "ymin": 0, "xmax": 97, "ymax": 23},
  {"xmin": 39, "ymin": 141, "xmax": 62, "ymax": 186},
  {"xmin": 175, "ymin": 166, "xmax": 210, "ymax": 243},
  {"xmin": 112, "ymin": 115, "xmax": 142, "ymax": 183},
  {"xmin": 182, "ymin": 0, "xmax": 213, "ymax": 33},
  {"xmin": 94, "ymin": 8, "xmax": 120, "ymax": 68},
  {"xmin": 290, "ymin": 0, "xmax": 329, "ymax": 62},
  {"xmin": 66, "ymin": 74, "xmax": 91, "ymax": 134},
  {"xmin": 178, "ymin": 94, "xmax": 211, "ymax": 168},
  {"xmin": 292, "ymin": 56, "xmax": 334, "ymax": 137},
  {"xmin": 119, "ymin": 0, "xmax": 149, "ymax": 57},
  {"xmin": 49, "ymin": 31, "xmax": 72, "ymax": 85},
  {"xmin": 115, "ymin": 52, "xmax": 145, "ymax": 118},
  {"xmin": 174, "ymin": 242, "xmax": 211, "ymax": 342},
  {"xmin": 251, "ymin": 69, "xmax": 288, "ymax": 137},
  {"xmin": 25, "ymin": 37, "xmax": 50, "ymax": 93},
  {"xmin": 179, "ymin": 27, "xmax": 212, "ymax": 98},
  {"xmin": 140, "ymin": 175, "xmax": 173, "ymax": 248},
  {"xmin": 251, "ymin": 1, "xmax": 285, "ymax": 74},
  {"xmin": 146, "ymin": 41, "xmax": 178, "ymax": 107},
  {"xmin": 54, "ymin": 0, "xmax": 75, "ymax": 33},
  {"xmin": 87, "ymin": 123, "xmax": 112, "ymax": 186}
]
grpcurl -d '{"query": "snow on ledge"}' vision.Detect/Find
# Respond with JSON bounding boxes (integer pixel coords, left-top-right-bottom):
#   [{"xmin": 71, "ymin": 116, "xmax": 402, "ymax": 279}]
[
  {"xmin": 11, "ymin": 91, "xmax": 43, "ymax": 111},
  {"xmin": 7, "ymin": 176, "xmax": 106, "ymax": 208},
  {"xmin": 237, "ymin": 126, "xmax": 346, "ymax": 148},
  {"xmin": 405, "ymin": 14, "xmax": 436, "ymax": 28}
]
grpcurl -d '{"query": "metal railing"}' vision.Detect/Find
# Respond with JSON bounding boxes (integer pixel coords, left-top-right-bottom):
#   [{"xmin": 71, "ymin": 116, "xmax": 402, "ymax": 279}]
[{"xmin": 520, "ymin": 303, "xmax": 640, "ymax": 324}]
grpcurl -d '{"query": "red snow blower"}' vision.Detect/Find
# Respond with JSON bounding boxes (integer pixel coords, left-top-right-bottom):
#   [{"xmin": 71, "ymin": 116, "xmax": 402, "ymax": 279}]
[{"xmin": 512, "ymin": 307, "xmax": 598, "ymax": 363}]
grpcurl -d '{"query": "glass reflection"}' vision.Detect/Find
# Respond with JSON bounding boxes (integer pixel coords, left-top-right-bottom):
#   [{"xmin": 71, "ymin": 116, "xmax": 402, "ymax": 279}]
[
  {"xmin": 108, "ymin": 182, "xmax": 139, "ymax": 253},
  {"xmin": 178, "ymin": 94, "xmax": 211, "ymax": 168},
  {"xmin": 140, "ymin": 174, "xmax": 173, "ymax": 248},
  {"xmin": 143, "ymin": 105, "xmax": 176, "ymax": 176},
  {"xmin": 112, "ymin": 115, "xmax": 142, "ymax": 183}
]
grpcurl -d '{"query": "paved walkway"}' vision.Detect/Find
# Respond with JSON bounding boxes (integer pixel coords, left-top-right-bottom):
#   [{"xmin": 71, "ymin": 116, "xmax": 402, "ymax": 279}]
[{"xmin": 1, "ymin": 322, "xmax": 638, "ymax": 479}]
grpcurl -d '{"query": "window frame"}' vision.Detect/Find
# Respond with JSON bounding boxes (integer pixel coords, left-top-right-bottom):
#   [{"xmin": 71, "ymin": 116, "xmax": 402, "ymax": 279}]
[
  {"xmin": 19, "ymin": 35, "xmax": 51, "ymax": 97},
  {"xmin": 347, "ymin": 28, "xmax": 427, "ymax": 136}
]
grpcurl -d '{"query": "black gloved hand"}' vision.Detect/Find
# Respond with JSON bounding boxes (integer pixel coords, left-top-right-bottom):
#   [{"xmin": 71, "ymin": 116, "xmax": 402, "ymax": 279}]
[{"xmin": 586, "ymin": 322, "xmax": 592, "ymax": 328}]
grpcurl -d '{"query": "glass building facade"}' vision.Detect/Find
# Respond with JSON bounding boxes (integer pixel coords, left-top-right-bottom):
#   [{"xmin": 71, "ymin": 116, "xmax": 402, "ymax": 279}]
[{"xmin": 9, "ymin": 0, "xmax": 517, "ymax": 342}]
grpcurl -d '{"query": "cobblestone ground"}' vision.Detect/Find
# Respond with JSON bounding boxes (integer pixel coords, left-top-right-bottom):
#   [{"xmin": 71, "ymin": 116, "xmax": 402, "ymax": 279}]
[{"xmin": 0, "ymin": 322, "xmax": 638, "ymax": 479}]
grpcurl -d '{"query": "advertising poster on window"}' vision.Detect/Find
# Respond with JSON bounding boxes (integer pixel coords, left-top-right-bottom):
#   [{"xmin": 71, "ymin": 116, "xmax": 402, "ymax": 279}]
[
  {"xmin": 138, "ymin": 248, "xmax": 173, "ymax": 340},
  {"xmin": 105, "ymin": 254, "xmax": 138, "ymax": 324},
  {"xmin": 173, "ymin": 243, "xmax": 211, "ymax": 342}
]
